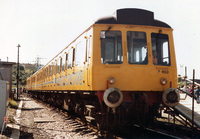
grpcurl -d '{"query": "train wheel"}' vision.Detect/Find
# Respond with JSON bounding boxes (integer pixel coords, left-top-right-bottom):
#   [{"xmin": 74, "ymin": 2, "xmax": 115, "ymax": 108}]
[
  {"xmin": 96, "ymin": 112, "xmax": 106, "ymax": 131},
  {"xmin": 105, "ymin": 107, "xmax": 117, "ymax": 130},
  {"xmin": 130, "ymin": 93, "xmax": 149, "ymax": 127}
]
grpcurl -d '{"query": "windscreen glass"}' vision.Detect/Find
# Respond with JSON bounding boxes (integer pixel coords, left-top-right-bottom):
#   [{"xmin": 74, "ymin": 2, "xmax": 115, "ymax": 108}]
[
  {"xmin": 127, "ymin": 31, "xmax": 148, "ymax": 64},
  {"xmin": 100, "ymin": 31, "xmax": 123, "ymax": 64},
  {"xmin": 151, "ymin": 33, "xmax": 170, "ymax": 66}
]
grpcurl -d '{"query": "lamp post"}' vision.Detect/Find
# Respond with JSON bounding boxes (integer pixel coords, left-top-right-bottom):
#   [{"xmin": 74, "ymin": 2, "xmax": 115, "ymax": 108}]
[{"xmin": 16, "ymin": 44, "xmax": 21, "ymax": 101}]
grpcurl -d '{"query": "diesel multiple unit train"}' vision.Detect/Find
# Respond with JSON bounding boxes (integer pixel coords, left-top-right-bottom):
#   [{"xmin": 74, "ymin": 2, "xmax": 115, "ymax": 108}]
[{"xmin": 26, "ymin": 8, "xmax": 180, "ymax": 128}]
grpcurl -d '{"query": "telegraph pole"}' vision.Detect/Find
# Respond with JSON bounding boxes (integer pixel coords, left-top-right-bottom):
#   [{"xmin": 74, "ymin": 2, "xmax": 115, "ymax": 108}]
[{"xmin": 16, "ymin": 44, "xmax": 21, "ymax": 101}]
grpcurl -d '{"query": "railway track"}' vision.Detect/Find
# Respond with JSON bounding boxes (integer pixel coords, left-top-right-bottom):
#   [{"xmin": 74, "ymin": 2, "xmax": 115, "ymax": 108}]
[{"xmin": 27, "ymin": 93, "xmax": 200, "ymax": 138}]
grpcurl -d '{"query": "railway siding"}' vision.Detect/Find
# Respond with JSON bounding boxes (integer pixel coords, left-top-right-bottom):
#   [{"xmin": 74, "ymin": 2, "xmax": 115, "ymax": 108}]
[{"xmin": 6, "ymin": 94, "xmax": 99, "ymax": 138}]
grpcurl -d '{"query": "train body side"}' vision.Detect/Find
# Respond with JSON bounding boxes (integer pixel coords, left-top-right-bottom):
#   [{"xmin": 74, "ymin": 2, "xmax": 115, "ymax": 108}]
[{"xmin": 26, "ymin": 27, "xmax": 94, "ymax": 91}]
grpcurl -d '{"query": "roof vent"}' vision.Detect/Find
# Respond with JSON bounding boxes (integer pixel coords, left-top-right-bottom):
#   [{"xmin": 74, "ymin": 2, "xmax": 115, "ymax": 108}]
[
  {"xmin": 95, "ymin": 8, "xmax": 171, "ymax": 28},
  {"xmin": 116, "ymin": 8, "xmax": 154, "ymax": 25}
]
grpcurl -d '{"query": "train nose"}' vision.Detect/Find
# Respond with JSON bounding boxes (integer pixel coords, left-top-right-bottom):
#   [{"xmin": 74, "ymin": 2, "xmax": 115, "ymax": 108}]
[
  {"xmin": 103, "ymin": 87, "xmax": 123, "ymax": 108},
  {"xmin": 162, "ymin": 88, "xmax": 180, "ymax": 107}
]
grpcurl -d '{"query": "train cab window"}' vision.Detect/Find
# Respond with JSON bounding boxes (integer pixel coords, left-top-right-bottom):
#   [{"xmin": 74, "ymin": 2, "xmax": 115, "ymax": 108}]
[
  {"xmin": 100, "ymin": 31, "xmax": 123, "ymax": 64},
  {"xmin": 151, "ymin": 33, "xmax": 170, "ymax": 66},
  {"xmin": 127, "ymin": 31, "xmax": 148, "ymax": 64}
]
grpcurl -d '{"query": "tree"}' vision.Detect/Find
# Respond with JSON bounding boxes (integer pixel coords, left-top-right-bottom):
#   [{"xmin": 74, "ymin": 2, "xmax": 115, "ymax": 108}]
[{"xmin": 12, "ymin": 64, "xmax": 37, "ymax": 86}]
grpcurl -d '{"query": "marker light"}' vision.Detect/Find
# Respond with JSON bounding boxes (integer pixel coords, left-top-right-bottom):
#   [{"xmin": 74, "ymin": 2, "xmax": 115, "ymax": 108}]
[
  {"xmin": 160, "ymin": 77, "xmax": 167, "ymax": 85},
  {"xmin": 109, "ymin": 77, "xmax": 115, "ymax": 84}
]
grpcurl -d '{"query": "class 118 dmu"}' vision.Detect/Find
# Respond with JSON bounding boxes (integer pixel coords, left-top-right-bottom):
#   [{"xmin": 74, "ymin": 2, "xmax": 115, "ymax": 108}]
[{"xmin": 26, "ymin": 8, "xmax": 180, "ymax": 128}]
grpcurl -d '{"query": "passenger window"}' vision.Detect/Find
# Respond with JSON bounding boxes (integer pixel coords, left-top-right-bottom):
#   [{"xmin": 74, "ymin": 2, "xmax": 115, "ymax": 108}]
[
  {"xmin": 65, "ymin": 54, "xmax": 68, "ymax": 69},
  {"xmin": 62, "ymin": 54, "xmax": 66, "ymax": 71},
  {"xmin": 54, "ymin": 61, "xmax": 57, "ymax": 75},
  {"xmin": 151, "ymin": 33, "xmax": 170, "ymax": 66},
  {"xmin": 43, "ymin": 70, "xmax": 45, "ymax": 80},
  {"xmin": 72, "ymin": 48, "xmax": 75, "ymax": 67},
  {"xmin": 47, "ymin": 65, "xmax": 50, "ymax": 77},
  {"xmin": 37, "ymin": 74, "xmax": 39, "ymax": 81},
  {"xmin": 100, "ymin": 31, "xmax": 123, "ymax": 64},
  {"xmin": 75, "ymin": 42, "xmax": 85, "ymax": 66},
  {"xmin": 57, "ymin": 59, "xmax": 60, "ymax": 73},
  {"xmin": 67, "ymin": 49, "xmax": 73, "ymax": 69},
  {"xmin": 50, "ymin": 65, "xmax": 53, "ymax": 76},
  {"xmin": 59, "ymin": 58, "xmax": 62, "ymax": 72},
  {"xmin": 127, "ymin": 31, "xmax": 148, "ymax": 64},
  {"xmin": 45, "ymin": 68, "xmax": 48, "ymax": 78}
]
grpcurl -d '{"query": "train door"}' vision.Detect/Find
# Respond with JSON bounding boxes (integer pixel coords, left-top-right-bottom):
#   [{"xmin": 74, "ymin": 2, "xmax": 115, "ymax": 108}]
[
  {"xmin": 61, "ymin": 53, "xmax": 67, "ymax": 87},
  {"xmin": 85, "ymin": 36, "xmax": 91, "ymax": 87},
  {"xmin": 73, "ymin": 40, "xmax": 86, "ymax": 88},
  {"xmin": 66, "ymin": 48, "xmax": 73, "ymax": 88},
  {"xmin": 55, "ymin": 57, "xmax": 62, "ymax": 89}
]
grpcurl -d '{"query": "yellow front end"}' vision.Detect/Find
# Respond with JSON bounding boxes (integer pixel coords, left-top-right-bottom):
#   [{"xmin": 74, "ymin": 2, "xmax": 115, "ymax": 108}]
[{"xmin": 90, "ymin": 24, "xmax": 177, "ymax": 92}]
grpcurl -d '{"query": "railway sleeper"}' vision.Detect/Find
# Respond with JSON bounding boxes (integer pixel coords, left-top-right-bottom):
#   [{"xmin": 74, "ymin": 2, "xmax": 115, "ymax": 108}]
[
  {"xmin": 85, "ymin": 105, "xmax": 95, "ymax": 116},
  {"xmin": 85, "ymin": 116, "xmax": 95, "ymax": 123}
]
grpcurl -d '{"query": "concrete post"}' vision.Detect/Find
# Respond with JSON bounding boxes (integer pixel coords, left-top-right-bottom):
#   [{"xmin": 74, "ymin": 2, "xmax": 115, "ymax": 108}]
[{"xmin": 0, "ymin": 80, "xmax": 9, "ymax": 132}]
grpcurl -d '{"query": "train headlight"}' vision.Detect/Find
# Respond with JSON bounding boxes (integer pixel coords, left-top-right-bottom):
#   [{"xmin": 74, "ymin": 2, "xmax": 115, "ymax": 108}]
[
  {"xmin": 160, "ymin": 77, "xmax": 167, "ymax": 85},
  {"xmin": 103, "ymin": 87, "xmax": 123, "ymax": 108},
  {"xmin": 108, "ymin": 77, "xmax": 115, "ymax": 84},
  {"xmin": 162, "ymin": 88, "xmax": 180, "ymax": 107}
]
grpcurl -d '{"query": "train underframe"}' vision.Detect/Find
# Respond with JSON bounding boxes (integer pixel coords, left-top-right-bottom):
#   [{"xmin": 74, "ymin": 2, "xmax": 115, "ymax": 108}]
[{"xmin": 29, "ymin": 90, "xmax": 164, "ymax": 130}]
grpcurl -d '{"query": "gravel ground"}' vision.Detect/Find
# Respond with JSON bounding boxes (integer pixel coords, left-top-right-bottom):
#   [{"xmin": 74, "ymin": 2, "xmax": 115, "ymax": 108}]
[{"xmin": 3, "ymin": 94, "xmax": 101, "ymax": 139}]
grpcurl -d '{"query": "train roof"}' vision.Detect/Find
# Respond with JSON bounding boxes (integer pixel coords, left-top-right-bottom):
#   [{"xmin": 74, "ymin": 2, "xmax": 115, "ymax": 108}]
[{"xmin": 95, "ymin": 8, "xmax": 171, "ymax": 28}]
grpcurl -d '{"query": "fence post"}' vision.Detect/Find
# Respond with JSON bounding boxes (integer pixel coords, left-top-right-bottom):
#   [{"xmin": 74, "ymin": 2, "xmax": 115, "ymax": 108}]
[{"xmin": 192, "ymin": 69, "xmax": 195, "ymax": 130}]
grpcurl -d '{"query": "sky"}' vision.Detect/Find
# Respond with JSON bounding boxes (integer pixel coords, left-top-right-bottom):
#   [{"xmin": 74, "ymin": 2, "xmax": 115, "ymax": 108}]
[{"xmin": 0, "ymin": 0, "xmax": 200, "ymax": 79}]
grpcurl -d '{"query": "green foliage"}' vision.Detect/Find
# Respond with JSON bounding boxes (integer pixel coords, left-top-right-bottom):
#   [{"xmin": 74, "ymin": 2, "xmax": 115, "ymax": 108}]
[
  {"xmin": 9, "ymin": 99, "xmax": 18, "ymax": 109},
  {"xmin": 178, "ymin": 82, "xmax": 185, "ymax": 87},
  {"xmin": 177, "ymin": 75, "xmax": 186, "ymax": 88},
  {"xmin": 12, "ymin": 64, "xmax": 37, "ymax": 86}
]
